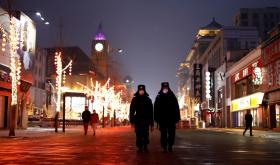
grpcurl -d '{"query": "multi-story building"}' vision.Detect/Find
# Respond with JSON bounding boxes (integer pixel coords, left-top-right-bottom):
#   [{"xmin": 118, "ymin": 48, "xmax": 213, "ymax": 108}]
[
  {"xmin": 235, "ymin": 7, "xmax": 280, "ymax": 41},
  {"xmin": 261, "ymin": 23, "xmax": 280, "ymax": 130},
  {"xmin": 0, "ymin": 7, "xmax": 36, "ymax": 129},
  {"xmin": 29, "ymin": 48, "xmax": 47, "ymax": 119},
  {"xmin": 178, "ymin": 18, "xmax": 222, "ymax": 121},
  {"xmin": 227, "ymin": 47, "xmax": 265, "ymax": 128},
  {"xmin": 203, "ymin": 26, "xmax": 259, "ymax": 127}
]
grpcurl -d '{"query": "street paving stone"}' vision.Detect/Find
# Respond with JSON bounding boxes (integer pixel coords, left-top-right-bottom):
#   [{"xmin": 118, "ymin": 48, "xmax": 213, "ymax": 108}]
[{"xmin": 0, "ymin": 126, "xmax": 280, "ymax": 164}]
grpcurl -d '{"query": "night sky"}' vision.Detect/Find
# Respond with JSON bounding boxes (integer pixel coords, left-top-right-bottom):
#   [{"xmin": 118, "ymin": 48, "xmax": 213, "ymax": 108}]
[{"xmin": 10, "ymin": 0, "xmax": 280, "ymax": 100}]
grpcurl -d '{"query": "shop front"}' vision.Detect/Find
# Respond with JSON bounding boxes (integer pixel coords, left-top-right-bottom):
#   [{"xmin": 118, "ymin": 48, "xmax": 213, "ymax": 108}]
[
  {"xmin": 267, "ymin": 90, "xmax": 280, "ymax": 129},
  {"xmin": 0, "ymin": 65, "xmax": 11, "ymax": 129},
  {"xmin": 231, "ymin": 92, "xmax": 264, "ymax": 128}
]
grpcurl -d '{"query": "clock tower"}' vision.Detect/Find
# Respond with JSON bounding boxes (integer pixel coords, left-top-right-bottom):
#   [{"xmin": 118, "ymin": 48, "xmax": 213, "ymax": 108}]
[{"xmin": 91, "ymin": 23, "xmax": 109, "ymax": 80}]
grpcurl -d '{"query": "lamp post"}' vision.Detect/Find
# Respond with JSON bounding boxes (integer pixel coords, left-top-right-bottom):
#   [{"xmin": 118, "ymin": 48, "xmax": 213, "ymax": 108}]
[{"xmin": 107, "ymin": 48, "xmax": 123, "ymax": 83}]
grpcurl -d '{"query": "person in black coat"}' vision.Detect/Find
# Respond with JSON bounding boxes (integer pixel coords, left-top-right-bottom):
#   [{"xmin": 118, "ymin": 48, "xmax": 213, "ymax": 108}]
[
  {"xmin": 82, "ymin": 106, "xmax": 91, "ymax": 135},
  {"xmin": 243, "ymin": 110, "xmax": 253, "ymax": 136},
  {"xmin": 154, "ymin": 82, "xmax": 180, "ymax": 152},
  {"xmin": 130, "ymin": 85, "xmax": 154, "ymax": 153}
]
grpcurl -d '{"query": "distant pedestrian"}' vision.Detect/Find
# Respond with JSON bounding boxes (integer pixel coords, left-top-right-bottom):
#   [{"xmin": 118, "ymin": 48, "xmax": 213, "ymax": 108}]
[
  {"xmin": 154, "ymin": 82, "xmax": 180, "ymax": 152},
  {"xmin": 82, "ymin": 106, "xmax": 91, "ymax": 135},
  {"xmin": 130, "ymin": 85, "xmax": 154, "ymax": 153},
  {"xmin": 91, "ymin": 110, "xmax": 99, "ymax": 136},
  {"xmin": 243, "ymin": 110, "xmax": 253, "ymax": 136}
]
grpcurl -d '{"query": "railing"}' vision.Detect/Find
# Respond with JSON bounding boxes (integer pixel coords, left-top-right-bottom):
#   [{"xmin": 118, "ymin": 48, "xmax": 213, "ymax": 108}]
[{"xmin": 28, "ymin": 118, "xmax": 83, "ymax": 128}]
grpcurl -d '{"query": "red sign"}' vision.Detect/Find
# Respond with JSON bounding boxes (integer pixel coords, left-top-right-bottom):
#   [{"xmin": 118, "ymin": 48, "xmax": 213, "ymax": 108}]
[
  {"xmin": 263, "ymin": 38, "xmax": 280, "ymax": 66},
  {"xmin": 232, "ymin": 58, "xmax": 263, "ymax": 83}
]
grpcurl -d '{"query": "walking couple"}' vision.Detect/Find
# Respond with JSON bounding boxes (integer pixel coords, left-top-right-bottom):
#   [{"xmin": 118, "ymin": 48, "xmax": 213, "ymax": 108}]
[
  {"xmin": 129, "ymin": 82, "xmax": 180, "ymax": 153},
  {"xmin": 82, "ymin": 106, "xmax": 99, "ymax": 136}
]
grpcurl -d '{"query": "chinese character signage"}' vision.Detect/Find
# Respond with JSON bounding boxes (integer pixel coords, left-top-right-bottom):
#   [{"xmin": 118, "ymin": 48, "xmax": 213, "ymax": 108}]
[
  {"xmin": 193, "ymin": 64, "xmax": 202, "ymax": 102},
  {"xmin": 232, "ymin": 58, "xmax": 263, "ymax": 83}
]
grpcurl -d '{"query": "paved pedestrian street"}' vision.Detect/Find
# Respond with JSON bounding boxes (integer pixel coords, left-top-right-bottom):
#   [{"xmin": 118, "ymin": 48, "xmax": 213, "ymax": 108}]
[{"xmin": 0, "ymin": 127, "xmax": 280, "ymax": 164}]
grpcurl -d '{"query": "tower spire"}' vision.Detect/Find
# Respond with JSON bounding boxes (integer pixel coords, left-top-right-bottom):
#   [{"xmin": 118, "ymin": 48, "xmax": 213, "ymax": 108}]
[{"xmin": 94, "ymin": 22, "xmax": 106, "ymax": 40}]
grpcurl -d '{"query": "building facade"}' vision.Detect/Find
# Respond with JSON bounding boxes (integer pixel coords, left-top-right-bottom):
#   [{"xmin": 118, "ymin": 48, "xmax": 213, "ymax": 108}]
[
  {"xmin": 0, "ymin": 8, "xmax": 36, "ymax": 129},
  {"xmin": 204, "ymin": 26, "xmax": 259, "ymax": 127},
  {"xmin": 29, "ymin": 48, "xmax": 47, "ymax": 119},
  {"xmin": 261, "ymin": 24, "xmax": 280, "ymax": 129},
  {"xmin": 227, "ymin": 47, "xmax": 266, "ymax": 128},
  {"xmin": 235, "ymin": 7, "xmax": 280, "ymax": 41}
]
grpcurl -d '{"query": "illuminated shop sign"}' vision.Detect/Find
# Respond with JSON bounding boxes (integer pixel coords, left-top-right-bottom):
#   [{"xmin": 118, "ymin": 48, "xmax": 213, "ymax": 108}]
[
  {"xmin": 232, "ymin": 58, "xmax": 263, "ymax": 83},
  {"xmin": 231, "ymin": 92, "xmax": 264, "ymax": 112},
  {"xmin": 193, "ymin": 64, "xmax": 202, "ymax": 102},
  {"xmin": 205, "ymin": 72, "xmax": 211, "ymax": 99}
]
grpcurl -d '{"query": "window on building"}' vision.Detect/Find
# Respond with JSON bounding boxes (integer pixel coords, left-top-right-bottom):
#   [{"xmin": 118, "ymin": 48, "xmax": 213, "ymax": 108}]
[
  {"xmin": 241, "ymin": 13, "xmax": 248, "ymax": 19},
  {"xmin": 271, "ymin": 22, "xmax": 275, "ymax": 28},
  {"xmin": 235, "ymin": 79, "xmax": 247, "ymax": 99},
  {"xmin": 265, "ymin": 22, "xmax": 269, "ymax": 28},
  {"xmin": 253, "ymin": 13, "xmax": 259, "ymax": 20},
  {"xmin": 245, "ymin": 41, "xmax": 248, "ymax": 49},
  {"xmin": 253, "ymin": 21, "xmax": 259, "ymax": 27},
  {"xmin": 241, "ymin": 21, "xmax": 248, "ymax": 26}
]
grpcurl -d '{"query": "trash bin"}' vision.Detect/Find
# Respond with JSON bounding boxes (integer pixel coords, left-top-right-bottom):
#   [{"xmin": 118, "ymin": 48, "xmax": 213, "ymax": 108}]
[
  {"xmin": 198, "ymin": 121, "xmax": 205, "ymax": 128},
  {"xmin": 190, "ymin": 117, "xmax": 197, "ymax": 129}
]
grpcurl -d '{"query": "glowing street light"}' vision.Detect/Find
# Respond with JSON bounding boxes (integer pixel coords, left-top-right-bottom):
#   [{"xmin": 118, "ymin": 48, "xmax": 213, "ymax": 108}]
[{"xmin": 35, "ymin": 12, "xmax": 41, "ymax": 17}]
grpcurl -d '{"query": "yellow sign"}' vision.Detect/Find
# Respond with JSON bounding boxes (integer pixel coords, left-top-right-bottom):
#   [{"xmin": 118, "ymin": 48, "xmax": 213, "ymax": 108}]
[{"xmin": 231, "ymin": 92, "xmax": 264, "ymax": 112}]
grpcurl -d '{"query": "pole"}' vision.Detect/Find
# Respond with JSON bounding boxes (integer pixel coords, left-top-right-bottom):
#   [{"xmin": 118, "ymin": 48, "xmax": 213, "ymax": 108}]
[
  {"xmin": 54, "ymin": 111, "xmax": 59, "ymax": 133},
  {"xmin": 62, "ymin": 94, "xmax": 65, "ymax": 132},
  {"xmin": 102, "ymin": 106, "xmax": 105, "ymax": 128},
  {"xmin": 9, "ymin": 105, "xmax": 17, "ymax": 136},
  {"xmin": 114, "ymin": 109, "xmax": 116, "ymax": 127}
]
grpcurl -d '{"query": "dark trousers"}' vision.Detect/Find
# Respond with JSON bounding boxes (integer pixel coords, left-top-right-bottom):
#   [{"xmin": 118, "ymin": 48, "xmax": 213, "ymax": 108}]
[
  {"xmin": 243, "ymin": 124, "xmax": 252, "ymax": 135},
  {"xmin": 159, "ymin": 123, "xmax": 176, "ymax": 149},
  {"xmin": 135, "ymin": 124, "xmax": 149, "ymax": 149},
  {"xmin": 83, "ymin": 122, "xmax": 89, "ymax": 135}
]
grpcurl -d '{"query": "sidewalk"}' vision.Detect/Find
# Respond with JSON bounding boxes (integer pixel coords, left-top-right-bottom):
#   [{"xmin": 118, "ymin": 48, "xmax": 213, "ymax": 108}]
[
  {"xmin": 0, "ymin": 126, "xmax": 84, "ymax": 138},
  {"xmin": 201, "ymin": 127, "xmax": 280, "ymax": 143}
]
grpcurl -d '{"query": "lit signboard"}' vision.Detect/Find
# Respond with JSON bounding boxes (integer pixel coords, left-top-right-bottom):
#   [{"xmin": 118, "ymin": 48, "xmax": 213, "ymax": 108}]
[{"xmin": 231, "ymin": 92, "xmax": 264, "ymax": 112}]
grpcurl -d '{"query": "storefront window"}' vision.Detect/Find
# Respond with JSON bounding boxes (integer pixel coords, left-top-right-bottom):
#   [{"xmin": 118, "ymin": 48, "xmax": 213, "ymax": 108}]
[{"xmin": 276, "ymin": 104, "xmax": 280, "ymax": 128}]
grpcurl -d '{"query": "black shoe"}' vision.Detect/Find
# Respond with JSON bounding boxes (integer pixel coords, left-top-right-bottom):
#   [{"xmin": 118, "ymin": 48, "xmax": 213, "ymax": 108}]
[
  {"xmin": 250, "ymin": 134, "xmax": 254, "ymax": 136},
  {"xmin": 243, "ymin": 132, "xmax": 245, "ymax": 136},
  {"xmin": 162, "ymin": 147, "xmax": 167, "ymax": 153},
  {"xmin": 168, "ymin": 146, "xmax": 173, "ymax": 152},
  {"xmin": 137, "ymin": 149, "xmax": 143, "ymax": 154},
  {"xmin": 143, "ymin": 146, "xmax": 149, "ymax": 153}
]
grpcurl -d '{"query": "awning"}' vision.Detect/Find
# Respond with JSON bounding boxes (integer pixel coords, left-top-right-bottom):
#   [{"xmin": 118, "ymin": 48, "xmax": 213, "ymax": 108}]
[{"xmin": 231, "ymin": 92, "xmax": 264, "ymax": 112}]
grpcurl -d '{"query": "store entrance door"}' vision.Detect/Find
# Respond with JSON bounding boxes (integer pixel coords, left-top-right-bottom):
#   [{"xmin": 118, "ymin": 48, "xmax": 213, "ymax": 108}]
[
  {"xmin": 270, "ymin": 105, "xmax": 276, "ymax": 129},
  {"xmin": 0, "ymin": 96, "xmax": 8, "ymax": 128}
]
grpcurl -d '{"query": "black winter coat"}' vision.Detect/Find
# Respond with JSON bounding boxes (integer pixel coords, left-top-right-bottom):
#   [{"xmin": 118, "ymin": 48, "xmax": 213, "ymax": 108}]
[
  {"xmin": 245, "ymin": 113, "xmax": 253, "ymax": 125},
  {"xmin": 129, "ymin": 93, "xmax": 154, "ymax": 126},
  {"xmin": 82, "ymin": 110, "xmax": 91, "ymax": 123},
  {"xmin": 154, "ymin": 91, "xmax": 180, "ymax": 125}
]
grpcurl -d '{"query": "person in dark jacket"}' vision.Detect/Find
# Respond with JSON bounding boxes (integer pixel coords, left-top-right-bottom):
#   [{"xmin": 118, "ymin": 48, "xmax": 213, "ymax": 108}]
[
  {"xmin": 130, "ymin": 85, "xmax": 154, "ymax": 153},
  {"xmin": 243, "ymin": 110, "xmax": 253, "ymax": 136},
  {"xmin": 82, "ymin": 106, "xmax": 91, "ymax": 135},
  {"xmin": 154, "ymin": 82, "xmax": 180, "ymax": 152}
]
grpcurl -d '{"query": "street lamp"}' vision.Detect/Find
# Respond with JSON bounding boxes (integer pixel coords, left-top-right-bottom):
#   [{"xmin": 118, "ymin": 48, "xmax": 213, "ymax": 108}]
[{"xmin": 107, "ymin": 48, "xmax": 124, "ymax": 84}]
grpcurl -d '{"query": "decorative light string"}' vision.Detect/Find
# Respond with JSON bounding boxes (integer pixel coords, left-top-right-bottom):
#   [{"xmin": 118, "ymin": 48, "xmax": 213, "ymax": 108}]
[
  {"xmin": 9, "ymin": 20, "xmax": 21, "ymax": 105},
  {"xmin": 77, "ymin": 78, "xmax": 129, "ymax": 120},
  {"xmin": 54, "ymin": 51, "xmax": 72, "ymax": 112}
]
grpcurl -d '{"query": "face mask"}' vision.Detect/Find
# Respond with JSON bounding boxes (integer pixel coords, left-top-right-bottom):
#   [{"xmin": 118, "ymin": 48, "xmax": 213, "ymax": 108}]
[
  {"xmin": 163, "ymin": 89, "xmax": 168, "ymax": 94},
  {"xmin": 139, "ymin": 90, "xmax": 144, "ymax": 95}
]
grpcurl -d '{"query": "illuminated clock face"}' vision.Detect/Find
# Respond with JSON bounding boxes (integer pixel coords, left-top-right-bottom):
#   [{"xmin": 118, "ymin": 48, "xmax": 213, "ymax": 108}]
[{"xmin": 95, "ymin": 43, "xmax": 104, "ymax": 52}]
